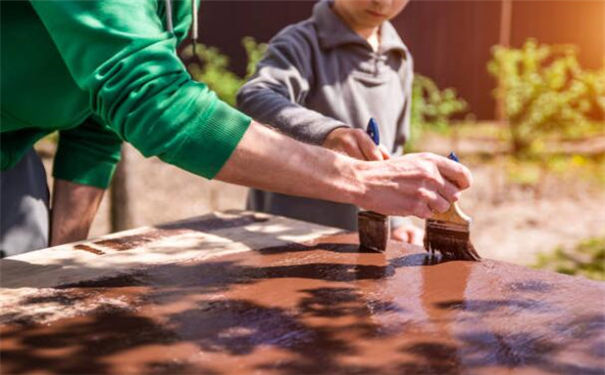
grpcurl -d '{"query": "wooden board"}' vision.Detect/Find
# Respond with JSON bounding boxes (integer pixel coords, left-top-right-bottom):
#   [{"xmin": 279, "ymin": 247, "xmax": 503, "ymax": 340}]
[
  {"xmin": 1, "ymin": 211, "xmax": 604, "ymax": 374},
  {"xmin": 0, "ymin": 211, "xmax": 339, "ymax": 290}
]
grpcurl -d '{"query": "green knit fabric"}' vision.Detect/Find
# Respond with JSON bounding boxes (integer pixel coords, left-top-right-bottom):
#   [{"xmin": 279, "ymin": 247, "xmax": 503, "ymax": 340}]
[{"xmin": 1, "ymin": 1, "xmax": 250, "ymax": 188}]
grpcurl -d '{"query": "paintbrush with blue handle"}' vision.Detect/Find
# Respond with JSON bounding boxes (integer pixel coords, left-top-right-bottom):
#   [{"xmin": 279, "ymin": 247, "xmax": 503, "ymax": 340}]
[
  {"xmin": 357, "ymin": 118, "xmax": 390, "ymax": 252},
  {"xmin": 423, "ymin": 152, "xmax": 480, "ymax": 260}
]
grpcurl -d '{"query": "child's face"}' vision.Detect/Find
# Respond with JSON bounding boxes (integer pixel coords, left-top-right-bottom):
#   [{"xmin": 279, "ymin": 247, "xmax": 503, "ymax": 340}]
[{"xmin": 333, "ymin": 0, "xmax": 410, "ymax": 30}]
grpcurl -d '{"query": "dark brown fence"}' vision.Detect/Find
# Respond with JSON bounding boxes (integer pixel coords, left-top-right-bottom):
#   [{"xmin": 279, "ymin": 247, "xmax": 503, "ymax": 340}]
[{"xmin": 195, "ymin": 0, "xmax": 605, "ymax": 120}]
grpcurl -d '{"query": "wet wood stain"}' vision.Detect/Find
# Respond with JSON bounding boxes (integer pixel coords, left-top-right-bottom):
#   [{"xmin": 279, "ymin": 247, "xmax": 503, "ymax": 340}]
[
  {"xmin": 73, "ymin": 244, "xmax": 105, "ymax": 255},
  {"xmin": 1, "ymin": 233, "xmax": 604, "ymax": 374}
]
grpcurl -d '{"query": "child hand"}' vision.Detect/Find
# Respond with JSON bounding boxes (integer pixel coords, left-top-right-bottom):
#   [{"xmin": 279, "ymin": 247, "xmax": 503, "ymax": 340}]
[
  {"xmin": 323, "ymin": 128, "xmax": 390, "ymax": 161},
  {"xmin": 391, "ymin": 223, "xmax": 424, "ymax": 246}
]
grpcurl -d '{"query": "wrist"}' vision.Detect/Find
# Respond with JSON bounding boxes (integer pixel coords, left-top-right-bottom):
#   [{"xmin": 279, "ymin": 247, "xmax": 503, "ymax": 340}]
[
  {"xmin": 321, "ymin": 125, "xmax": 349, "ymax": 147},
  {"xmin": 335, "ymin": 156, "xmax": 367, "ymax": 207},
  {"xmin": 50, "ymin": 179, "xmax": 105, "ymax": 246}
]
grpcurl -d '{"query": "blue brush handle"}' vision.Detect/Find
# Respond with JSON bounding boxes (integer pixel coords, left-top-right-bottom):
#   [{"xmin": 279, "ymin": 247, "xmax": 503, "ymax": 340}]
[
  {"xmin": 366, "ymin": 118, "xmax": 380, "ymax": 146},
  {"xmin": 448, "ymin": 151, "xmax": 459, "ymax": 163}
]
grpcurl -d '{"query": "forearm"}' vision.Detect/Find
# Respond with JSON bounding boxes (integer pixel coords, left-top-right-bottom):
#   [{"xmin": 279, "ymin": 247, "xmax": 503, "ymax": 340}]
[
  {"xmin": 216, "ymin": 121, "xmax": 364, "ymax": 206},
  {"xmin": 237, "ymin": 88, "xmax": 345, "ymax": 145},
  {"xmin": 217, "ymin": 121, "xmax": 473, "ymax": 218},
  {"xmin": 50, "ymin": 179, "xmax": 105, "ymax": 246}
]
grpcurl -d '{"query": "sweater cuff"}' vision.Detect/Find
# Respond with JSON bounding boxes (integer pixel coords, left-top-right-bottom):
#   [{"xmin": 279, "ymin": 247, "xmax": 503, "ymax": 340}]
[
  {"xmin": 305, "ymin": 120, "xmax": 348, "ymax": 145},
  {"xmin": 162, "ymin": 99, "xmax": 252, "ymax": 179},
  {"xmin": 53, "ymin": 140, "xmax": 121, "ymax": 189}
]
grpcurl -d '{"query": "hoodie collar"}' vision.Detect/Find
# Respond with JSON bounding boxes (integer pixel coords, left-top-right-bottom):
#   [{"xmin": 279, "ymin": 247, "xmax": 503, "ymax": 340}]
[{"xmin": 313, "ymin": 0, "xmax": 408, "ymax": 55}]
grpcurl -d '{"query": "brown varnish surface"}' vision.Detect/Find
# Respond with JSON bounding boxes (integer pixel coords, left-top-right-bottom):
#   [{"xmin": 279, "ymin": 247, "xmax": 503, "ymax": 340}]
[{"xmin": 1, "ymin": 233, "xmax": 604, "ymax": 374}]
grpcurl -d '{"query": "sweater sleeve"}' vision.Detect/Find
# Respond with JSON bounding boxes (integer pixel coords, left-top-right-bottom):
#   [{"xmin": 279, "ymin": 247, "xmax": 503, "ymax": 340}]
[
  {"xmin": 53, "ymin": 117, "xmax": 122, "ymax": 189},
  {"xmin": 31, "ymin": 0, "xmax": 250, "ymax": 181},
  {"xmin": 393, "ymin": 51, "xmax": 415, "ymax": 155},
  {"xmin": 237, "ymin": 30, "xmax": 346, "ymax": 145}
]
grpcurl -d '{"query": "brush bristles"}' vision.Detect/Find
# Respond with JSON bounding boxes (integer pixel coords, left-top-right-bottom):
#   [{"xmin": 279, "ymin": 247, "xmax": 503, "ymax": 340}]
[{"xmin": 424, "ymin": 220, "xmax": 481, "ymax": 261}]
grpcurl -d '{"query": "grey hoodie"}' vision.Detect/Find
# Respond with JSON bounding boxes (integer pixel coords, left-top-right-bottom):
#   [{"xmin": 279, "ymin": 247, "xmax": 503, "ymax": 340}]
[{"xmin": 237, "ymin": 0, "xmax": 413, "ymax": 231}]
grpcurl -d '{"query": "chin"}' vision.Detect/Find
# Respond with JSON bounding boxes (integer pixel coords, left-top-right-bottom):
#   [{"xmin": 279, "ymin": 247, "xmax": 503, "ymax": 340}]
[
  {"xmin": 363, "ymin": 20, "xmax": 383, "ymax": 28},
  {"xmin": 355, "ymin": 16, "xmax": 381, "ymax": 28}
]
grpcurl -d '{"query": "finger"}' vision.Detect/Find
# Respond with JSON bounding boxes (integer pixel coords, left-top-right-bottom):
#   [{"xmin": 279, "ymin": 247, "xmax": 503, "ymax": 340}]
[
  {"xmin": 433, "ymin": 155, "xmax": 473, "ymax": 190},
  {"xmin": 419, "ymin": 166, "xmax": 460, "ymax": 204},
  {"xmin": 406, "ymin": 229, "xmax": 415, "ymax": 244},
  {"xmin": 379, "ymin": 145, "xmax": 391, "ymax": 160},
  {"xmin": 355, "ymin": 131, "xmax": 384, "ymax": 161},
  {"xmin": 391, "ymin": 228, "xmax": 405, "ymax": 242},
  {"xmin": 412, "ymin": 201, "xmax": 433, "ymax": 219},
  {"xmin": 342, "ymin": 140, "xmax": 366, "ymax": 160},
  {"xmin": 419, "ymin": 187, "xmax": 450, "ymax": 213},
  {"xmin": 439, "ymin": 178, "xmax": 461, "ymax": 203},
  {"xmin": 430, "ymin": 193, "xmax": 451, "ymax": 214}
]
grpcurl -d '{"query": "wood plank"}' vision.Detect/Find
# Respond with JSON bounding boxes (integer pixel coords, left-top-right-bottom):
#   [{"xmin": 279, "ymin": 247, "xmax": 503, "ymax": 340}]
[
  {"xmin": 0, "ymin": 211, "xmax": 339, "ymax": 290},
  {"xmin": 1, "ymin": 211, "xmax": 603, "ymax": 374}
]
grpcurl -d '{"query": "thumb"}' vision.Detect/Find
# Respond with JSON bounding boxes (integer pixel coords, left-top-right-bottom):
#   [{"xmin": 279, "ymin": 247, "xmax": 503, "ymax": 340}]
[
  {"xmin": 357, "ymin": 132, "xmax": 384, "ymax": 161},
  {"xmin": 379, "ymin": 145, "xmax": 391, "ymax": 160}
]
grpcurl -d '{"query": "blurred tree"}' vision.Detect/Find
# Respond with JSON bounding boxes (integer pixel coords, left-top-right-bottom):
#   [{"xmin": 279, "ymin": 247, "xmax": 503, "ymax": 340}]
[
  {"xmin": 534, "ymin": 237, "xmax": 605, "ymax": 281},
  {"xmin": 408, "ymin": 75, "xmax": 469, "ymax": 151},
  {"xmin": 488, "ymin": 39, "xmax": 605, "ymax": 157}
]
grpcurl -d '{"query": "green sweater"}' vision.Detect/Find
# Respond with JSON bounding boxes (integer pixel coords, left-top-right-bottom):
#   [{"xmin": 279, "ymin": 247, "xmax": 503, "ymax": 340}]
[{"xmin": 1, "ymin": 0, "xmax": 251, "ymax": 188}]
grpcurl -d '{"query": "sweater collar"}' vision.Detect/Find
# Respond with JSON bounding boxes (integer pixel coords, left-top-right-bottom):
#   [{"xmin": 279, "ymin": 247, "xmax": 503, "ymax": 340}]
[{"xmin": 313, "ymin": 0, "xmax": 408, "ymax": 55}]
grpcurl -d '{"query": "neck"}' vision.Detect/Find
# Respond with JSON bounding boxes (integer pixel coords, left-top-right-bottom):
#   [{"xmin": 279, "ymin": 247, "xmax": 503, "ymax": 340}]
[
  {"xmin": 366, "ymin": 28, "xmax": 380, "ymax": 52},
  {"xmin": 355, "ymin": 25, "xmax": 380, "ymax": 41}
]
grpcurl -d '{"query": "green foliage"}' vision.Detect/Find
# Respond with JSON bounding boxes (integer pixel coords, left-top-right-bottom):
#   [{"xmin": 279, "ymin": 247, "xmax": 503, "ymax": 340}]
[
  {"xmin": 504, "ymin": 158, "xmax": 543, "ymax": 186},
  {"xmin": 408, "ymin": 75, "xmax": 469, "ymax": 150},
  {"xmin": 182, "ymin": 37, "xmax": 267, "ymax": 106},
  {"xmin": 488, "ymin": 39, "xmax": 605, "ymax": 157},
  {"xmin": 455, "ymin": 121, "xmax": 510, "ymax": 141},
  {"xmin": 534, "ymin": 237, "xmax": 605, "ymax": 281},
  {"xmin": 545, "ymin": 153, "xmax": 605, "ymax": 186},
  {"xmin": 242, "ymin": 36, "xmax": 267, "ymax": 80},
  {"xmin": 500, "ymin": 153, "xmax": 605, "ymax": 189}
]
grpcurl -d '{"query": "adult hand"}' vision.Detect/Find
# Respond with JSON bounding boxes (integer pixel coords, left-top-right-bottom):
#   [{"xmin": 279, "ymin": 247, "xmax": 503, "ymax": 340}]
[
  {"xmin": 323, "ymin": 127, "xmax": 390, "ymax": 161},
  {"xmin": 353, "ymin": 152, "xmax": 472, "ymax": 218},
  {"xmin": 217, "ymin": 122, "xmax": 471, "ymax": 220}
]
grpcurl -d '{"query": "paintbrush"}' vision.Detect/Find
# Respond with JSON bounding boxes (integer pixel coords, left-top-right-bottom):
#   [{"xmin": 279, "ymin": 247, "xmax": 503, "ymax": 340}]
[
  {"xmin": 423, "ymin": 152, "xmax": 480, "ymax": 261},
  {"xmin": 358, "ymin": 118, "xmax": 390, "ymax": 252}
]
